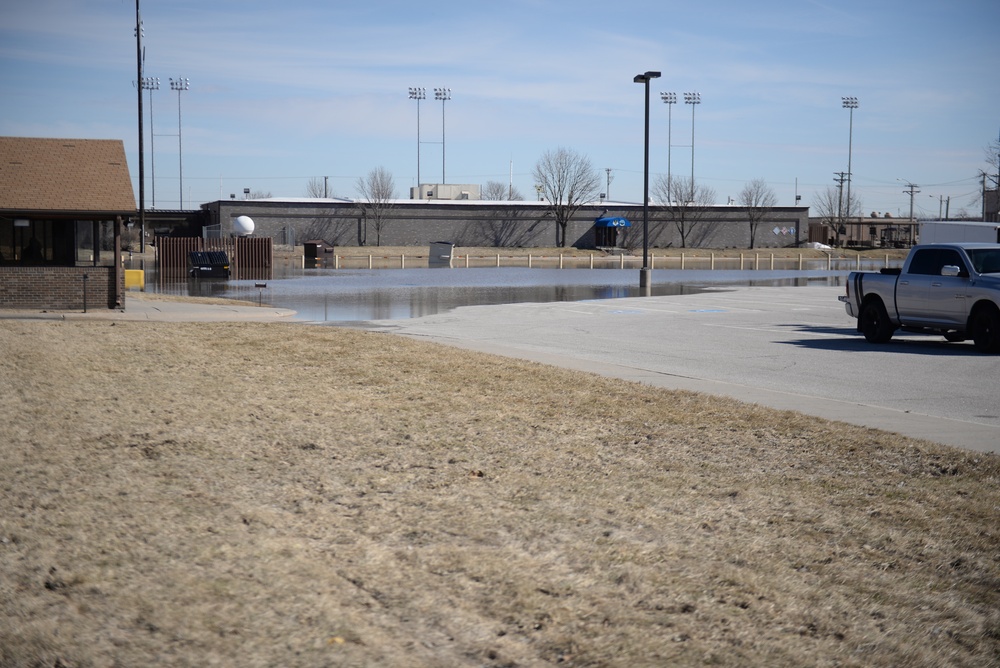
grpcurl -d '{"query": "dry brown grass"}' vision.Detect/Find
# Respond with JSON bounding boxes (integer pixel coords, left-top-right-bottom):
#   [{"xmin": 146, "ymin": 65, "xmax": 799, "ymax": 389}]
[{"xmin": 1, "ymin": 319, "xmax": 998, "ymax": 667}]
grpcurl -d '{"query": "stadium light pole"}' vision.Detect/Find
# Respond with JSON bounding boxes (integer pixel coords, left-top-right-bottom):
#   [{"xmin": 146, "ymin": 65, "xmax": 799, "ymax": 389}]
[
  {"xmin": 842, "ymin": 96, "xmax": 859, "ymax": 233},
  {"xmin": 634, "ymin": 71, "xmax": 661, "ymax": 292},
  {"xmin": 684, "ymin": 92, "xmax": 701, "ymax": 203},
  {"xmin": 141, "ymin": 77, "xmax": 160, "ymax": 208},
  {"xmin": 408, "ymin": 87, "xmax": 425, "ymax": 195},
  {"xmin": 660, "ymin": 92, "xmax": 676, "ymax": 202},
  {"xmin": 170, "ymin": 77, "xmax": 190, "ymax": 208},
  {"xmin": 434, "ymin": 88, "xmax": 451, "ymax": 184}
]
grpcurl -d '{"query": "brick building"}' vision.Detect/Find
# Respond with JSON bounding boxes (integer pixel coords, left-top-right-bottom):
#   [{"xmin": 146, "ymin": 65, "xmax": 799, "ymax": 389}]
[{"xmin": 0, "ymin": 137, "xmax": 136, "ymax": 310}]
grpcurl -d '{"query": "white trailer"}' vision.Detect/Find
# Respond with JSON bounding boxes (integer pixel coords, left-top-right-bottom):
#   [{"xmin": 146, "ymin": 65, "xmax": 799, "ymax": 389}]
[{"xmin": 920, "ymin": 221, "xmax": 1000, "ymax": 244}]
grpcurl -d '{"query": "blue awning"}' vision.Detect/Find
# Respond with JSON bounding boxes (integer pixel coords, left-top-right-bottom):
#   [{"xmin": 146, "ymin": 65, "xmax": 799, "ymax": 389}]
[{"xmin": 594, "ymin": 216, "xmax": 631, "ymax": 228}]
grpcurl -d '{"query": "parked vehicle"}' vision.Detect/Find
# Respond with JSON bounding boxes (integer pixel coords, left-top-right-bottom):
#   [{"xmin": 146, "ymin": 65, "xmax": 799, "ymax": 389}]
[
  {"xmin": 839, "ymin": 243, "xmax": 1000, "ymax": 352},
  {"xmin": 919, "ymin": 221, "xmax": 1000, "ymax": 244}
]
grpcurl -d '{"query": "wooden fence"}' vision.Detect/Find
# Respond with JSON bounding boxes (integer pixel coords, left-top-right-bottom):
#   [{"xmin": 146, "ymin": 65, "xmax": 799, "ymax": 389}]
[{"xmin": 156, "ymin": 237, "xmax": 272, "ymax": 282}]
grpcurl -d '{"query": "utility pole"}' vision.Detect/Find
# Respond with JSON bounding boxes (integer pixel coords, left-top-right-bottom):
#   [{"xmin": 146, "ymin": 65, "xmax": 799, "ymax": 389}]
[
  {"xmin": 834, "ymin": 172, "xmax": 848, "ymax": 239},
  {"xmin": 605, "ymin": 168, "xmax": 613, "ymax": 201},
  {"xmin": 902, "ymin": 181, "xmax": 920, "ymax": 245}
]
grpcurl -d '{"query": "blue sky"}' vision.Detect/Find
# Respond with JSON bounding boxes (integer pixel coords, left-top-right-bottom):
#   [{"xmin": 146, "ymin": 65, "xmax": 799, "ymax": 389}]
[{"xmin": 2, "ymin": 0, "xmax": 998, "ymax": 218}]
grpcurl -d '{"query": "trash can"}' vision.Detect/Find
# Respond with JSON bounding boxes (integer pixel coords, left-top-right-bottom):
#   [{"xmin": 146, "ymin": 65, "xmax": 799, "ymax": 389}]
[
  {"xmin": 304, "ymin": 240, "xmax": 326, "ymax": 259},
  {"xmin": 188, "ymin": 251, "xmax": 230, "ymax": 278},
  {"xmin": 429, "ymin": 241, "xmax": 454, "ymax": 268}
]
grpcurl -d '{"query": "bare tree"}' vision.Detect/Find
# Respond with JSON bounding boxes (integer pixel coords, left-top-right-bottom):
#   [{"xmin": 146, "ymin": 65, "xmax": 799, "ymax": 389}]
[
  {"xmin": 738, "ymin": 178, "xmax": 778, "ymax": 249},
  {"xmin": 980, "ymin": 135, "xmax": 1000, "ymax": 219},
  {"xmin": 532, "ymin": 148, "xmax": 601, "ymax": 247},
  {"xmin": 306, "ymin": 177, "xmax": 332, "ymax": 198},
  {"xmin": 482, "ymin": 180, "xmax": 524, "ymax": 201},
  {"xmin": 471, "ymin": 181, "xmax": 535, "ymax": 246},
  {"xmin": 299, "ymin": 178, "xmax": 353, "ymax": 243},
  {"xmin": 812, "ymin": 186, "xmax": 863, "ymax": 246},
  {"xmin": 246, "ymin": 189, "xmax": 273, "ymax": 200},
  {"xmin": 985, "ymin": 135, "xmax": 1000, "ymax": 176},
  {"xmin": 355, "ymin": 167, "xmax": 396, "ymax": 246},
  {"xmin": 651, "ymin": 175, "xmax": 717, "ymax": 248}
]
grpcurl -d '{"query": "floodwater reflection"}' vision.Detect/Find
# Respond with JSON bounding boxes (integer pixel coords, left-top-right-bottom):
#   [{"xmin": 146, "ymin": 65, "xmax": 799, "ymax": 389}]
[{"xmin": 148, "ymin": 267, "xmax": 850, "ymax": 322}]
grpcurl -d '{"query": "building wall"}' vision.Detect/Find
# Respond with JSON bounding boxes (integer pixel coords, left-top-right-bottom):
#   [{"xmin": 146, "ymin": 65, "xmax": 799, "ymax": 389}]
[
  {"xmin": 203, "ymin": 200, "xmax": 808, "ymax": 249},
  {"xmin": 408, "ymin": 184, "xmax": 482, "ymax": 200},
  {"xmin": 986, "ymin": 189, "xmax": 999, "ymax": 223},
  {"xmin": 0, "ymin": 266, "xmax": 119, "ymax": 310}
]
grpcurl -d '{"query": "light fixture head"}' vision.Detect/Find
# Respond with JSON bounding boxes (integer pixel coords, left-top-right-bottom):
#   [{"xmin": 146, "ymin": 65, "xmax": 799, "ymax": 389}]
[
  {"xmin": 169, "ymin": 77, "xmax": 190, "ymax": 91},
  {"xmin": 408, "ymin": 87, "xmax": 425, "ymax": 100},
  {"xmin": 684, "ymin": 92, "xmax": 701, "ymax": 104},
  {"xmin": 842, "ymin": 96, "xmax": 859, "ymax": 109},
  {"xmin": 434, "ymin": 88, "xmax": 451, "ymax": 101},
  {"xmin": 660, "ymin": 92, "xmax": 676, "ymax": 104}
]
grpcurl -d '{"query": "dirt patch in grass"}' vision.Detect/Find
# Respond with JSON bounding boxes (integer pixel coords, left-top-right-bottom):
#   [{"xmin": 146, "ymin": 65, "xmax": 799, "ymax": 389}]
[{"xmin": 1, "ymin": 319, "xmax": 997, "ymax": 667}]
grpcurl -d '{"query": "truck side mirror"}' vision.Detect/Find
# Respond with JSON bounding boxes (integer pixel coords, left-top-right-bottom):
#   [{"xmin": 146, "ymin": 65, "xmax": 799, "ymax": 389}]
[{"xmin": 940, "ymin": 265, "xmax": 962, "ymax": 277}]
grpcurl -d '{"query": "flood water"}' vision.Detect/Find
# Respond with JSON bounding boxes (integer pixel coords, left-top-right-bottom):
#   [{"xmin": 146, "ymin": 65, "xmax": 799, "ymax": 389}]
[{"xmin": 146, "ymin": 267, "xmax": 853, "ymax": 322}]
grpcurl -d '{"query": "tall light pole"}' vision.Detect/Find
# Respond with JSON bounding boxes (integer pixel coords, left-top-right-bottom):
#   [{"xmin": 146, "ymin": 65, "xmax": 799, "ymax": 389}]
[
  {"xmin": 684, "ymin": 92, "xmax": 700, "ymax": 203},
  {"xmin": 434, "ymin": 87, "xmax": 450, "ymax": 184},
  {"xmin": 140, "ymin": 77, "xmax": 160, "ymax": 208},
  {"xmin": 842, "ymin": 97, "xmax": 858, "ymax": 235},
  {"xmin": 170, "ymin": 77, "xmax": 189, "ymax": 208},
  {"xmin": 134, "ymin": 0, "xmax": 145, "ymax": 247},
  {"xmin": 660, "ymin": 92, "xmax": 676, "ymax": 202},
  {"xmin": 408, "ymin": 87, "xmax": 425, "ymax": 195},
  {"xmin": 634, "ymin": 71, "xmax": 661, "ymax": 292}
]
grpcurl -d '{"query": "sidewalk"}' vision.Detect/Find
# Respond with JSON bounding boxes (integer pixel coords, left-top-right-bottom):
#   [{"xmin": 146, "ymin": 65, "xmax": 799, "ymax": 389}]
[{"xmin": 0, "ymin": 294, "xmax": 297, "ymax": 323}]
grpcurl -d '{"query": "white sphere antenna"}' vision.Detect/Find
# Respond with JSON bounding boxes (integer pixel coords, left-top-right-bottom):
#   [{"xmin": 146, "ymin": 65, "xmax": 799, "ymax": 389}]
[{"xmin": 233, "ymin": 215, "xmax": 255, "ymax": 236}]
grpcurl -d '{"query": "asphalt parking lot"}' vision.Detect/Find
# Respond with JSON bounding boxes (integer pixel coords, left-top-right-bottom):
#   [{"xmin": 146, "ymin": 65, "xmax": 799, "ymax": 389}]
[{"xmin": 359, "ymin": 284, "xmax": 1000, "ymax": 454}]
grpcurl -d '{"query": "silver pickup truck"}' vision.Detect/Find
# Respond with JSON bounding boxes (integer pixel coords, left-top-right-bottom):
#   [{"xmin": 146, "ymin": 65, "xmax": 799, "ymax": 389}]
[{"xmin": 839, "ymin": 242, "xmax": 1000, "ymax": 352}]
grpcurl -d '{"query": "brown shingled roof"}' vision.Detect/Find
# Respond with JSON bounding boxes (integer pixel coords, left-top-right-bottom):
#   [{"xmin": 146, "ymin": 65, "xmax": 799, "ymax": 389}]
[{"xmin": 0, "ymin": 137, "xmax": 136, "ymax": 216}]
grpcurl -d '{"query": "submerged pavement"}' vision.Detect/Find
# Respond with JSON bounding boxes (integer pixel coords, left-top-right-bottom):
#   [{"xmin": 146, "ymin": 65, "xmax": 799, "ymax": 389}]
[{"xmin": 350, "ymin": 285, "xmax": 1000, "ymax": 455}]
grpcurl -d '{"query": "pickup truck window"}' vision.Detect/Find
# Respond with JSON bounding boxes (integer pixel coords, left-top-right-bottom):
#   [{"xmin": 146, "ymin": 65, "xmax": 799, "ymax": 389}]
[
  {"xmin": 908, "ymin": 248, "xmax": 968, "ymax": 276},
  {"xmin": 968, "ymin": 249, "xmax": 1000, "ymax": 274}
]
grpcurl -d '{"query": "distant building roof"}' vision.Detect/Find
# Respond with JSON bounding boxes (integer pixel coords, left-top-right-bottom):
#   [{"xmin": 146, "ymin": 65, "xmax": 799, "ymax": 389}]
[{"xmin": 0, "ymin": 136, "xmax": 136, "ymax": 216}]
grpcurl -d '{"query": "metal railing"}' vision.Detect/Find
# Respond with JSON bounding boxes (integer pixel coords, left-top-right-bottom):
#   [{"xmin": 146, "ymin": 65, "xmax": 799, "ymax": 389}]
[{"xmin": 301, "ymin": 251, "xmax": 902, "ymax": 272}]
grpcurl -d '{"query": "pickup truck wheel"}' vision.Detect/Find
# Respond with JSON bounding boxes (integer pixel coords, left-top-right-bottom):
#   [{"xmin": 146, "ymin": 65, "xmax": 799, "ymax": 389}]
[
  {"xmin": 860, "ymin": 299, "xmax": 894, "ymax": 343},
  {"xmin": 970, "ymin": 305, "xmax": 1000, "ymax": 353},
  {"xmin": 944, "ymin": 332, "xmax": 966, "ymax": 343}
]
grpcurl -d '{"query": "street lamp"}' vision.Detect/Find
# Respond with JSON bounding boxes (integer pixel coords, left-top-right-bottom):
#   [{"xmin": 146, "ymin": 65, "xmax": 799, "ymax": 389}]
[
  {"xmin": 140, "ymin": 77, "xmax": 160, "ymax": 208},
  {"xmin": 170, "ymin": 77, "xmax": 189, "ymax": 208},
  {"xmin": 408, "ymin": 87, "xmax": 425, "ymax": 195},
  {"xmin": 634, "ymin": 70, "xmax": 661, "ymax": 292},
  {"xmin": 842, "ymin": 96, "xmax": 858, "ymax": 234},
  {"xmin": 434, "ymin": 87, "xmax": 451, "ymax": 184},
  {"xmin": 684, "ymin": 92, "xmax": 701, "ymax": 203},
  {"xmin": 929, "ymin": 193, "xmax": 952, "ymax": 220},
  {"xmin": 660, "ymin": 92, "xmax": 676, "ymax": 202}
]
